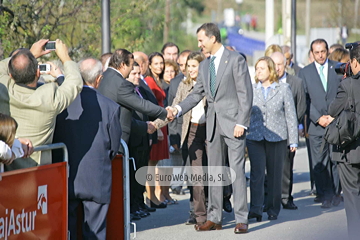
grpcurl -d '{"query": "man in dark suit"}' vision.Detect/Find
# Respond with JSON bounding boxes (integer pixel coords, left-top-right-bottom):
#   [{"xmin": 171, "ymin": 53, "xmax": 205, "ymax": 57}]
[
  {"xmin": 126, "ymin": 62, "xmax": 157, "ymax": 220},
  {"xmin": 53, "ymin": 58, "xmax": 122, "ymax": 239},
  {"xmin": 329, "ymin": 42, "xmax": 360, "ymax": 240},
  {"xmin": 97, "ymin": 49, "xmax": 173, "ymax": 144},
  {"xmin": 271, "ymin": 52, "xmax": 306, "ymax": 210},
  {"xmin": 282, "ymin": 45, "xmax": 302, "ymax": 76},
  {"xmin": 298, "ymin": 39, "xmax": 342, "ymax": 208},
  {"xmin": 170, "ymin": 23, "xmax": 253, "ymax": 234}
]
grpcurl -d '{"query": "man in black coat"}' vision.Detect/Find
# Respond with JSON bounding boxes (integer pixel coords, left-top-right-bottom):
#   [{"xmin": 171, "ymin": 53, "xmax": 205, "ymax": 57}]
[
  {"xmin": 53, "ymin": 58, "xmax": 122, "ymax": 239},
  {"xmin": 328, "ymin": 42, "xmax": 360, "ymax": 240}
]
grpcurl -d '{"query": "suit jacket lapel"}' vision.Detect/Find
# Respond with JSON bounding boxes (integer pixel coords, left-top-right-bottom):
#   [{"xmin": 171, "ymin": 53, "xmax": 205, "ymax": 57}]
[
  {"xmin": 266, "ymin": 83, "xmax": 279, "ymax": 102},
  {"xmin": 202, "ymin": 57, "xmax": 212, "ymax": 98},
  {"xmin": 214, "ymin": 50, "xmax": 229, "ymax": 96},
  {"xmin": 255, "ymin": 87, "xmax": 265, "ymax": 103}
]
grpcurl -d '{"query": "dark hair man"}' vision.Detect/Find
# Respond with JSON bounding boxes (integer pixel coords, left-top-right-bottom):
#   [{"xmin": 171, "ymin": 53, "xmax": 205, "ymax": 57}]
[
  {"xmin": 161, "ymin": 42, "xmax": 179, "ymax": 62},
  {"xmin": 0, "ymin": 39, "xmax": 83, "ymax": 171},
  {"xmin": 328, "ymin": 42, "xmax": 360, "ymax": 240},
  {"xmin": 97, "ymin": 48, "xmax": 173, "ymax": 144},
  {"xmin": 298, "ymin": 38, "xmax": 343, "ymax": 208},
  {"xmin": 169, "ymin": 22, "xmax": 253, "ymax": 234}
]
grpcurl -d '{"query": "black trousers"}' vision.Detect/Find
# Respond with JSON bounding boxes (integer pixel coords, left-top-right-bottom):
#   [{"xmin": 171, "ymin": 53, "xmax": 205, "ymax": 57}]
[
  {"xmin": 338, "ymin": 162, "xmax": 360, "ymax": 240},
  {"xmin": 247, "ymin": 139, "xmax": 287, "ymax": 217},
  {"xmin": 129, "ymin": 147, "xmax": 149, "ymax": 210},
  {"xmin": 281, "ymin": 148, "xmax": 296, "ymax": 203}
]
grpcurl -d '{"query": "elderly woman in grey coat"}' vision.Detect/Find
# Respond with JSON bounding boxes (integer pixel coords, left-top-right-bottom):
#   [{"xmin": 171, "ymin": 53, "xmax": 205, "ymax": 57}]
[{"xmin": 247, "ymin": 56, "xmax": 298, "ymax": 221}]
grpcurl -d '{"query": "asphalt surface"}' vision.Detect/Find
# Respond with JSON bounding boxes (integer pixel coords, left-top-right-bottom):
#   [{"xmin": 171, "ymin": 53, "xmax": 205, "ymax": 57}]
[{"xmin": 130, "ymin": 140, "xmax": 347, "ymax": 240}]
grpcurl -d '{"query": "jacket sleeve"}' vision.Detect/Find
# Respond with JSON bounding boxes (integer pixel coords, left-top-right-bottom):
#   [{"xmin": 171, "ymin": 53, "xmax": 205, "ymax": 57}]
[
  {"xmin": 329, "ymin": 81, "xmax": 348, "ymax": 118},
  {"xmin": 295, "ymin": 78, "xmax": 306, "ymax": 123},
  {"xmin": 284, "ymin": 85, "xmax": 299, "ymax": 145},
  {"xmin": 298, "ymin": 69, "xmax": 322, "ymax": 124},
  {"xmin": 108, "ymin": 106, "xmax": 122, "ymax": 160},
  {"xmin": 233, "ymin": 54, "xmax": 253, "ymax": 127},
  {"xmin": 54, "ymin": 61, "xmax": 83, "ymax": 113},
  {"xmin": 117, "ymin": 80, "xmax": 167, "ymax": 120}
]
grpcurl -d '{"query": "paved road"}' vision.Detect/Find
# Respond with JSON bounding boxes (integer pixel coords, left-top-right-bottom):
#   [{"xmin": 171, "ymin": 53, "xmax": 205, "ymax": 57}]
[{"xmin": 130, "ymin": 141, "xmax": 347, "ymax": 240}]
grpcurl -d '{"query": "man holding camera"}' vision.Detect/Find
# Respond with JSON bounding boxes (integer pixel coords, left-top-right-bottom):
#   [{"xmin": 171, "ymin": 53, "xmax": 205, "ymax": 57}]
[
  {"xmin": 328, "ymin": 42, "xmax": 360, "ymax": 240},
  {"xmin": 0, "ymin": 39, "xmax": 83, "ymax": 170}
]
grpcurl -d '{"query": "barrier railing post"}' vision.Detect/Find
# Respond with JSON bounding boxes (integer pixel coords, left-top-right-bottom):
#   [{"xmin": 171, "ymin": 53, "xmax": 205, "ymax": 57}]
[{"xmin": 121, "ymin": 139, "xmax": 131, "ymax": 240}]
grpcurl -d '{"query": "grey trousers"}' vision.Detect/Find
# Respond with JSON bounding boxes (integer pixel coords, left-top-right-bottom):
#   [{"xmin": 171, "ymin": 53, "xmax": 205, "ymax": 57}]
[{"xmin": 206, "ymin": 120, "xmax": 248, "ymax": 224}]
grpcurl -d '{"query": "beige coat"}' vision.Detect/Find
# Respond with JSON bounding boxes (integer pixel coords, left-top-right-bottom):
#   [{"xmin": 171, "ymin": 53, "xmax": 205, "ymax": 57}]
[{"xmin": 0, "ymin": 58, "xmax": 83, "ymax": 170}]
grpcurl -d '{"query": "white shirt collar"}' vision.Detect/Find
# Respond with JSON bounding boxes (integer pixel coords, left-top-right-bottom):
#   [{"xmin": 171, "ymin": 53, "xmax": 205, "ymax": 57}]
[
  {"xmin": 109, "ymin": 67, "xmax": 124, "ymax": 78},
  {"xmin": 314, "ymin": 58, "xmax": 328, "ymax": 70},
  {"xmin": 211, "ymin": 45, "xmax": 225, "ymax": 60}
]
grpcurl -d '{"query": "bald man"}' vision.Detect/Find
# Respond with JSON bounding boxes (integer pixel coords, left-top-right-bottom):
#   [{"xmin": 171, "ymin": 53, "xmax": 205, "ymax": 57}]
[{"xmin": 271, "ymin": 51, "xmax": 306, "ymax": 210}]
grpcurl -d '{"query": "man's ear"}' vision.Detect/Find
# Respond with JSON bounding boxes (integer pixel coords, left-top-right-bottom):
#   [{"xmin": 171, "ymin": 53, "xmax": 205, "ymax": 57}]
[
  {"xmin": 94, "ymin": 75, "xmax": 102, "ymax": 89},
  {"xmin": 36, "ymin": 68, "xmax": 41, "ymax": 78}
]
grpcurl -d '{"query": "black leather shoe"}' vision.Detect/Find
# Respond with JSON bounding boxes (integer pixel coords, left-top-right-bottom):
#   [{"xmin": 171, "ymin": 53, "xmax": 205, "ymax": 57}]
[
  {"xmin": 248, "ymin": 212, "xmax": 262, "ymax": 222},
  {"xmin": 140, "ymin": 203, "xmax": 156, "ymax": 212},
  {"xmin": 321, "ymin": 200, "xmax": 332, "ymax": 208},
  {"xmin": 223, "ymin": 197, "xmax": 232, "ymax": 213},
  {"xmin": 282, "ymin": 200, "xmax": 298, "ymax": 210},
  {"xmin": 268, "ymin": 215, "xmax": 277, "ymax": 220},
  {"xmin": 332, "ymin": 195, "xmax": 342, "ymax": 206},
  {"xmin": 130, "ymin": 213, "xmax": 141, "ymax": 221},
  {"xmin": 314, "ymin": 196, "xmax": 323, "ymax": 203},
  {"xmin": 137, "ymin": 210, "xmax": 148, "ymax": 218},
  {"xmin": 150, "ymin": 201, "xmax": 167, "ymax": 208}
]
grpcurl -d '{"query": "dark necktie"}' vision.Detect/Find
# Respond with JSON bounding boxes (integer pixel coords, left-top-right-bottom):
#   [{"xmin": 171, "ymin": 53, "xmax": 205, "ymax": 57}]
[{"xmin": 209, "ymin": 56, "xmax": 216, "ymax": 97}]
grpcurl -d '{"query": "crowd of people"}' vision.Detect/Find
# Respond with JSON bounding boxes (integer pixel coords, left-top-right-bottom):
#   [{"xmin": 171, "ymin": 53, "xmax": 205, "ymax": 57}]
[{"xmin": 0, "ymin": 22, "xmax": 359, "ymax": 240}]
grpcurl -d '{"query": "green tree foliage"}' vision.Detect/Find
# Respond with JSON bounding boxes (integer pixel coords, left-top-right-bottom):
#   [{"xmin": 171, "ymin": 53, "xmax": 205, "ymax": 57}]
[{"xmin": 0, "ymin": 0, "xmax": 204, "ymax": 60}]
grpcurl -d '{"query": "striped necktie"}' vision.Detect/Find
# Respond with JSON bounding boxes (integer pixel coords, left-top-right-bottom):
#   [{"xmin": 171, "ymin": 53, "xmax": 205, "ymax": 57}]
[{"xmin": 210, "ymin": 56, "xmax": 216, "ymax": 97}]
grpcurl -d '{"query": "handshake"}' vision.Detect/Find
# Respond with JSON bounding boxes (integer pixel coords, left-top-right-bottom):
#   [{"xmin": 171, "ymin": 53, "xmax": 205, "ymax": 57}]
[{"xmin": 166, "ymin": 106, "xmax": 178, "ymax": 121}]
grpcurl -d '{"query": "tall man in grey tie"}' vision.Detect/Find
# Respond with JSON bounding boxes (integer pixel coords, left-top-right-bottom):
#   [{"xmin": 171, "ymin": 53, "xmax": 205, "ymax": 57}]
[{"xmin": 170, "ymin": 22, "xmax": 253, "ymax": 234}]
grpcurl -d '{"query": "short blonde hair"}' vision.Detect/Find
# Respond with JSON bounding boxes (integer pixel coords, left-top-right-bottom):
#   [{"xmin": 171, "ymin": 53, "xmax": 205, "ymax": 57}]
[
  {"xmin": 254, "ymin": 56, "xmax": 278, "ymax": 84},
  {"xmin": 0, "ymin": 113, "xmax": 18, "ymax": 147},
  {"xmin": 164, "ymin": 60, "xmax": 179, "ymax": 76},
  {"xmin": 265, "ymin": 44, "xmax": 282, "ymax": 57}
]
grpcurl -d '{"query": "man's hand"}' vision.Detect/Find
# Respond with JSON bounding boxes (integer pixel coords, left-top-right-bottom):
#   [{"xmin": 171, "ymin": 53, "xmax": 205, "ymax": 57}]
[
  {"xmin": 290, "ymin": 146, "xmax": 297, "ymax": 152},
  {"xmin": 55, "ymin": 39, "xmax": 72, "ymax": 63},
  {"xmin": 147, "ymin": 121, "xmax": 157, "ymax": 134},
  {"xmin": 166, "ymin": 106, "xmax": 177, "ymax": 121},
  {"xmin": 234, "ymin": 125, "xmax": 245, "ymax": 138},
  {"xmin": 318, "ymin": 115, "xmax": 334, "ymax": 127},
  {"xmin": 18, "ymin": 138, "xmax": 34, "ymax": 158},
  {"xmin": 172, "ymin": 144, "xmax": 179, "ymax": 151},
  {"xmin": 30, "ymin": 39, "xmax": 52, "ymax": 58},
  {"xmin": 42, "ymin": 61, "xmax": 63, "ymax": 79}
]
